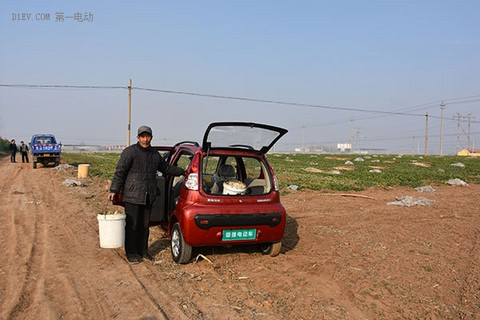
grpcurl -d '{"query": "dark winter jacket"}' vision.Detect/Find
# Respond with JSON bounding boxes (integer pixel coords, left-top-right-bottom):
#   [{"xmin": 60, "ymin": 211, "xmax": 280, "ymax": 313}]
[
  {"xmin": 110, "ymin": 142, "xmax": 185, "ymax": 205},
  {"xmin": 9, "ymin": 143, "xmax": 17, "ymax": 153}
]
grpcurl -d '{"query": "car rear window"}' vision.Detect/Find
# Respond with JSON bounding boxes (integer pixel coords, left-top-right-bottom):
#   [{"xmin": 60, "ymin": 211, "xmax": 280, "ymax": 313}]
[
  {"xmin": 34, "ymin": 136, "xmax": 56, "ymax": 144},
  {"xmin": 202, "ymin": 155, "xmax": 272, "ymax": 196}
]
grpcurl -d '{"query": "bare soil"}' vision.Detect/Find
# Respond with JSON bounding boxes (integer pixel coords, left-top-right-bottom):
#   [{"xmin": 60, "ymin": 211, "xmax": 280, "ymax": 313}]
[{"xmin": 1, "ymin": 154, "xmax": 479, "ymax": 320}]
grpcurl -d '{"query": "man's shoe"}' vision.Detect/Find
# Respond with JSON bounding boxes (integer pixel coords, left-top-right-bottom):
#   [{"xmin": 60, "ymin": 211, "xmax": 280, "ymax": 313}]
[
  {"xmin": 127, "ymin": 254, "xmax": 142, "ymax": 264},
  {"xmin": 142, "ymin": 252, "xmax": 154, "ymax": 261}
]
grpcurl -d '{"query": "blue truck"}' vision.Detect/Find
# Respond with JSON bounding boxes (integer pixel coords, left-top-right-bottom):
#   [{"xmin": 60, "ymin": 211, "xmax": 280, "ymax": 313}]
[{"xmin": 30, "ymin": 134, "xmax": 62, "ymax": 169}]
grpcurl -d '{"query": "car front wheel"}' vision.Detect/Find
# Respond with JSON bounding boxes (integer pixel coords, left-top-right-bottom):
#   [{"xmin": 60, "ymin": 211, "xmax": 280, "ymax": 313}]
[{"xmin": 171, "ymin": 223, "xmax": 192, "ymax": 264}]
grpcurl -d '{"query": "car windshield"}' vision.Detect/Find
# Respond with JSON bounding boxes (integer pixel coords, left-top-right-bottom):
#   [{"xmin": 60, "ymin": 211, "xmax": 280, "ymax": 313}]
[
  {"xmin": 201, "ymin": 155, "xmax": 272, "ymax": 196},
  {"xmin": 203, "ymin": 123, "xmax": 287, "ymax": 154}
]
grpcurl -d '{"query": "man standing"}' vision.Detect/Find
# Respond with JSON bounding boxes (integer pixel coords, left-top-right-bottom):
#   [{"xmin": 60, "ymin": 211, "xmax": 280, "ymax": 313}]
[
  {"xmin": 108, "ymin": 126, "xmax": 185, "ymax": 264},
  {"xmin": 19, "ymin": 141, "xmax": 29, "ymax": 163},
  {"xmin": 9, "ymin": 139, "xmax": 17, "ymax": 163}
]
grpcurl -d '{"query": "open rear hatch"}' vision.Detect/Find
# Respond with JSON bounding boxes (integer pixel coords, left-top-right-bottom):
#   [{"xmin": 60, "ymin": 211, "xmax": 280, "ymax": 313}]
[{"xmin": 202, "ymin": 122, "xmax": 288, "ymax": 154}]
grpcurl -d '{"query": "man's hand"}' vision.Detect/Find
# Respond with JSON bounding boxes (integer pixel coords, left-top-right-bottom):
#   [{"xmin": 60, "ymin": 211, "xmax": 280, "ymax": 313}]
[{"xmin": 108, "ymin": 193, "xmax": 116, "ymax": 201}]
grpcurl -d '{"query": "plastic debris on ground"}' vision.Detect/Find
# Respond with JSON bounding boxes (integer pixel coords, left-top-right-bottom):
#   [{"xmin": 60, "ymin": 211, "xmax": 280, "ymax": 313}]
[
  {"xmin": 450, "ymin": 162, "xmax": 465, "ymax": 168},
  {"xmin": 62, "ymin": 179, "xmax": 85, "ymax": 187},
  {"xmin": 302, "ymin": 168, "xmax": 341, "ymax": 175},
  {"xmin": 287, "ymin": 185, "xmax": 299, "ymax": 191},
  {"xmin": 447, "ymin": 178, "xmax": 469, "ymax": 186},
  {"xmin": 387, "ymin": 196, "xmax": 437, "ymax": 207},
  {"xmin": 415, "ymin": 186, "xmax": 436, "ymax": 193},
  {"xmin": 54, "ymin": 164, "xmax": 76, "ymax": 170},
  {"xmin": 354, "ymin": 157, "xmax": 364, "ymax": 162},
  {"xmin": 369, "ymin": 169, "xmax": 382, "ymax": 173}
]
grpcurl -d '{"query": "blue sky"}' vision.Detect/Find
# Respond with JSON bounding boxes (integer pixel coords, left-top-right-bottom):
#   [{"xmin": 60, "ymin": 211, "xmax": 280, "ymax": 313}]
[{"xmin": 1, "ymin": 1, "xmax": 479, "ymax": 154}]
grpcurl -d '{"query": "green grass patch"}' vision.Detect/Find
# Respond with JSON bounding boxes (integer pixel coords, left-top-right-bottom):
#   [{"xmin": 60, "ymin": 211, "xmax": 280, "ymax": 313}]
[
  {"xmin": 62, "ymin": 153, "xmax": 120, "ymax": 180},
  {"xmin": 267, "ymin": 153, "xmax": 480, "ymax": 191},
  {"xmin": 62, "ymin": 152, "xmax": 480, "ymax": 191}
]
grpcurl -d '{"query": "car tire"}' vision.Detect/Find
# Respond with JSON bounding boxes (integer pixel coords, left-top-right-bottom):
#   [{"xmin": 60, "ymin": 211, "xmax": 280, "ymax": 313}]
[
  {"xmin": 171, "ymin": 223, "xmax": 192, "ymax": 264},
  {"xmin": 259, "ymin": 241, "xmax": 282, "ymax": 257}
]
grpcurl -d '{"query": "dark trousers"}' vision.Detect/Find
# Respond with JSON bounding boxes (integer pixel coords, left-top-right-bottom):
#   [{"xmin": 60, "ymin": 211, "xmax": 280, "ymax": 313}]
[
  {"xmin": 21, "ymin": 152, "xmax": 29, "ymax": 163},
  {"xmin": 10, "ymin": 152, "xmax": 16, "ymax": 162},
  {"xmin": 124, "ymin": 202, "xmax": 151, "ymax": 257}
]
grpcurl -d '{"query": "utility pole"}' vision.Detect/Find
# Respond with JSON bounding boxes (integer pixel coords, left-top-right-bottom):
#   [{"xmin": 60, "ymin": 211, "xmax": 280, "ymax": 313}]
[
  {"xmin": 301, "ymin": 125, "xmax": 305, "ymax": 151},
  {"xmin": 356, "ymin": 129, "xmax": 360, "ymax": 154},
  {"xmin": 468, "ymin": 114, "xmax": 472, "ymax": 150},
  {"xmin": 412, "ymin": 136, "xmax": 416, "ymax": 154},
  {"xmin": 127, "ymin": 79, "xmax": 132, "ymax": 146},
  {"xmin": 456, "ymin": 113, "xmax": 461, "ymax": 153},
  {"xmin": 350, "ymin": 118, "xmax": 354, "ymax": 154},
  {"xmin": 425, "ymin": 112, "xmax": 429, "ymax": 156},
  {"xmin": 440, "ymin": 101, "xmax": 445, "ymax": 156}
]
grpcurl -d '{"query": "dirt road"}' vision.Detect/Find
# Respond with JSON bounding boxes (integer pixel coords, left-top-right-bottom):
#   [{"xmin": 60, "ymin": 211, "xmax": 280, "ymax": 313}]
[{"xmin": 1, "ymin": 154, "xmax": 479, "ymax": 319}]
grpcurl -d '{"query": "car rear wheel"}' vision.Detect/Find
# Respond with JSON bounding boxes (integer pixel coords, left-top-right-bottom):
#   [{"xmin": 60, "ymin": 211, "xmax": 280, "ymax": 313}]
[
  {"xmin": 171, "ymin": 223, "xmax": 192, "ymax": 264},
  {"xmin": 259, "ymin": 241, "xmax": 282, "ymax": 257}
]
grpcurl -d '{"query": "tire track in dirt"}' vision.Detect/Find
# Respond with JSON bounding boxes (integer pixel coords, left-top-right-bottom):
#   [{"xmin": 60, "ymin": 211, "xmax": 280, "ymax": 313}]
[
  {"xmin": 0, "ymin": 163, "xmax": 112, "ymax": 319},
  {"xmin": 30, "ymin": 169, "xmax": 105, "ymax": 319},
  {"xmin": 0, "ymin": 157, "xmax": 186, "ymax": 319},
  {"xmin": 1, "ymin": 164, "xmax": 95, "ymax": 319},
  {"xmin": 0, "ymin": 163, "xmax": 44, "ymax": 319}
]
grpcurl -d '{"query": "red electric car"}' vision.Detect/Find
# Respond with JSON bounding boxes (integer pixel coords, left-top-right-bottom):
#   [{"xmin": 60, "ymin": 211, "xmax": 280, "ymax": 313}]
[{"xmin": 149, "ymin": 122, "xmax": 288, "ymax": 263}]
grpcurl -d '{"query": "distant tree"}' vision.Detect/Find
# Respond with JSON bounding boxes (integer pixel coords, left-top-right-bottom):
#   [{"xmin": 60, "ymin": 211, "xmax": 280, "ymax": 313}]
[{"xmin": 0, "ymin": 137, "xmax": 10, "ymax": 152}]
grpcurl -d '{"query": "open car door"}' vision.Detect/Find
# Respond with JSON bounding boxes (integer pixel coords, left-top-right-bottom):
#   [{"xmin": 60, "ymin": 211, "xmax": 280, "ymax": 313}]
[{"xmin": 150, "ymin": 146, "xmax": 174, "ymax": 225}]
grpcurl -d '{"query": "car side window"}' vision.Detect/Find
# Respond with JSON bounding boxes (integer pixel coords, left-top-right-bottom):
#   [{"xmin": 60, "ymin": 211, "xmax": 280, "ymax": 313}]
[
  {"xmin": 243, "ymin": 157, "xmax": 272, "ymax": 195},
  {"xmin": 171, "ymin": 151, "xmax": 193, "ymax": 197},
  {"xmin": 157, "ymin": 150, "xmax": 170, "ymax": 159},
  {"xmin": 202, "ymin": 156, "xmax": 220, "ymax": 176},
  {"xmin": 175, "ymin": 152, "xmax": 193, "ymax": 170},
  {"xmin": 243, "ymin": 157, "xmax": 262, "ymax": 179}
]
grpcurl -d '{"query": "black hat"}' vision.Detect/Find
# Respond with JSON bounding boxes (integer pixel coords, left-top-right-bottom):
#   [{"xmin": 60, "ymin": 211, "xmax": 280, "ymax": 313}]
[{"xmin": 137, "ymin": 125, "xmax": 152, "ymax": 136}]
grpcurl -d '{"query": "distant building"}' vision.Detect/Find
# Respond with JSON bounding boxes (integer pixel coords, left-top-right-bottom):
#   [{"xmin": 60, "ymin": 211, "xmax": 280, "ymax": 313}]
[
  {"xmin": 337, "ymin": 143, "xmax": 352, "ymax": 152},
  {"xmin": 293, "ymin": 143, "xmax": 386, "ymax": 154},
  {"xmin": 62, "ymin": 145, "xmax": 126, "ymax": 152},
  {"xmin": 457, "ymin": 149, "xmax": 480, "ymax": 157}
]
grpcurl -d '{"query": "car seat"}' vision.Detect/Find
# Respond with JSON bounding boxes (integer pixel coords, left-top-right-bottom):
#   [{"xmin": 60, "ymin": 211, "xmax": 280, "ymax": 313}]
[
  {"xmin": 218, "ymin": 164, "xmax": 236, "ymax": 179},
  {"xmin": 211, "ymin": 164, "xmax": 236, "ymax": 194}
]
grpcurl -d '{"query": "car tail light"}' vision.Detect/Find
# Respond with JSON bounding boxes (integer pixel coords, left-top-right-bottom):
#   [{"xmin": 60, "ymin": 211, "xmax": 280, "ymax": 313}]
[
  {"xmin": 273, "ymin": 175, "xmax": 280, "ymax": 191},
  {"xmin": 185, "ymin": 173, "xmax": 199, "ymax": 190}
]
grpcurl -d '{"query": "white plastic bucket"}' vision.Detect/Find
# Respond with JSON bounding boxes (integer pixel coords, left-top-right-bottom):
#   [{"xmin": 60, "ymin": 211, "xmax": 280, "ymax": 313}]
[
  {"xmin": 223, "ymin": 180, "xmax": 247, "ymax": 195},
  {"xmin": 78, "ymin": 164, "xmax": 90, "ymax": 179},
  {"xmin": 97, "ymin": 213, "xmax": 126, "ymax": 248}
]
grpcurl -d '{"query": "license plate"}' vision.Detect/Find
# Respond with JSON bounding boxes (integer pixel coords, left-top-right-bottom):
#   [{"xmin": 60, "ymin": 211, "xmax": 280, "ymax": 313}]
[{"xmin": 222, "ymin": 229, "xmax": 256, "ymax": 241}]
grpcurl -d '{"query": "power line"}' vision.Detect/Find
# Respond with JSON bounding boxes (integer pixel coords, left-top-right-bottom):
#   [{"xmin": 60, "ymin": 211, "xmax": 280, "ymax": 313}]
[
  {"xmin": 0, "ymin": 83, "xmax": 428, "ymax": 116},
  {"xmin": 132, "ymin": 86, "xmax": 429, "ymax": 117},
  {"xmin": 0, "ymin": 84, "xmax": 126, "ymax": 90},
  {"xmin": 1, "ymin": 83, "xmax": 479, "ymax": 121}
]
